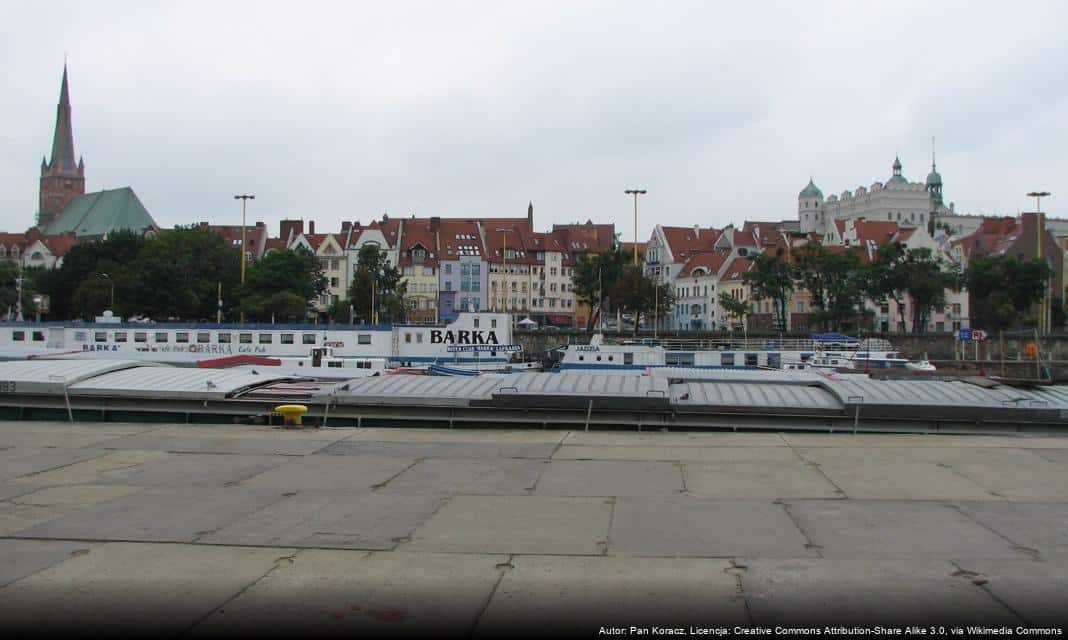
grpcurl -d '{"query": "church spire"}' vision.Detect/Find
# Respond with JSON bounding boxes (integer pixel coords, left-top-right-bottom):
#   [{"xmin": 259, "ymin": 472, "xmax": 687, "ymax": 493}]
[{"xmin": 47, "ymin": 64, "xmax": 79, "ymax": 175}]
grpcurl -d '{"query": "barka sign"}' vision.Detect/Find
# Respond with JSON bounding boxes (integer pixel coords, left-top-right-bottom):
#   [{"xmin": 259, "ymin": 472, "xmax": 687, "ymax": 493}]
[{"xmin": 430, "ymin": 330, "xmax": 499, "ymax": 345}]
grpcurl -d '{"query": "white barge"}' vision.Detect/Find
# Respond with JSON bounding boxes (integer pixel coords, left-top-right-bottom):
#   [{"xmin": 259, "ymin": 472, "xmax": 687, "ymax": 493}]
[{"xmin": 0, "ymin": 312, "xmax": 527, "ymax": 371}]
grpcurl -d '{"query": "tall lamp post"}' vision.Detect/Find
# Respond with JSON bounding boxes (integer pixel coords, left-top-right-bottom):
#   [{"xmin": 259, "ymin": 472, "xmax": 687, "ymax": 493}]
[
  {"xmin": 234, "ymin": 194, "xmax": 255, "ymax": 323},
  {"xmin": 1027, "ymin": 191, "xmax": 1051, "ymax": 333},
  {"xmin": 625, "ymin": 189, "xmax": 647, "ymax": 266},
  {"xmin": 496, "ymin": 228, "xmax": 515, "ymax": 319},
  {"xmin": 99, "ymin": 272, "xmax": 114, "ymax": 311}
]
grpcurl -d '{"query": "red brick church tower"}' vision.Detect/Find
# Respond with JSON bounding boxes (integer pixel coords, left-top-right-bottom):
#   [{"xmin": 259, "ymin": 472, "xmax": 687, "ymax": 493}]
[{"xmin": 38, "ymin": 65, "xmax": 85, "ymax": 228}]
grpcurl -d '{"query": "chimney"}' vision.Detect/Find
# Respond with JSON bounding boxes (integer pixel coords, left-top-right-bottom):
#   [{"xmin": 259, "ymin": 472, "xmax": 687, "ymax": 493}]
[
  {"xmin": 430, "ymin": 216, "xmax": 440, "ymax": 232},
  {"xmin": 528, "ymin": 201, "xmax": 534, "ymax": 228},
  {"xmin": 382, "ymin": 213, "xmax": 389, "ymax": 222},
  {"xmin": 342, "ymin": 221, "xmax": 352, "ymax": 233},
  {"xmin": 279, "ymin": 219, "xmax": 303, "ymax": 240},
  {"xmin": 309, "ymin": 220, "xmax": 316, "ymax": 235},
  {"xmin": 694, "ymin": 224, "xmax": 700, "ymax": 238},
  {"xmin": 354, "ymin": 220, "xmax": 361, "ymax": 229}
]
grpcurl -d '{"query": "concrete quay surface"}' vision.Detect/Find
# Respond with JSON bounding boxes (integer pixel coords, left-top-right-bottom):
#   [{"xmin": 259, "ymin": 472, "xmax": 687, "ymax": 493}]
[{"xmin": 0, "ymin": 421, "xmax": 1066, "ymax": 637}]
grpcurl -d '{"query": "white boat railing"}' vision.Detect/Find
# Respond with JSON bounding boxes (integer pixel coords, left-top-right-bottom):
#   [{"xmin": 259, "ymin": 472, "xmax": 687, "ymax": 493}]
[{"xmin": 598, "ymin": 336, "xmax": 894, "ymax": 353}]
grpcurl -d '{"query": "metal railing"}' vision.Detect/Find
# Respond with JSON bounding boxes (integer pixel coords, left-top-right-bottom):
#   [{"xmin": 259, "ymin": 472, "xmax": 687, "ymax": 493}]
[{"xmin": 595, "ymin": 335, "xmax": 894, "ymax": 352}]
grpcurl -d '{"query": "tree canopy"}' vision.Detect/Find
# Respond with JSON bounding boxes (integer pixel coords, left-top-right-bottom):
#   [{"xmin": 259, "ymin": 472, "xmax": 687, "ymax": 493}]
[
  {"xmin": 342, "ymin": 244, "xmax": 406, "ymax": 324},
  {"xmin": 571, "ymin": 244, "xmax": 629, "ymax": 329},
  {"xmin": 965, "ymin": 255, "xmax": 1051, "ymax": 330}
]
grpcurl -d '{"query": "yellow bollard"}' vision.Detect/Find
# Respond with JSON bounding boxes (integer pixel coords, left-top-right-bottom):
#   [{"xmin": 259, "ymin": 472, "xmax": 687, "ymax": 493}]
[{"xmin": 274, "ymin": 404, "xmax": 308, "ymax": 429}]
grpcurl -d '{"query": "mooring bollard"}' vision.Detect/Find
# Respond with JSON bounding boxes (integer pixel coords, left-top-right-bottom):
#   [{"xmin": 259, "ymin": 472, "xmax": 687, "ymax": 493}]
[{"xmin": 274, "ymin": 404, "xmax": 308, "ymax": 429}]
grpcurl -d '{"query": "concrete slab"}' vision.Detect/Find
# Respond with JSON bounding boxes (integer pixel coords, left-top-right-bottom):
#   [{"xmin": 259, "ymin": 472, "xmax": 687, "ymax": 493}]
[
  {"xmin": 475, "ymin": 555, "xmax": 748, "ymax": 635},
  {"xmin": 609, "ymin": 496, "xmax": 816, "ymax": 558},
  {"xmin": 238, "ymin": 455, "xmax": 416, "ymax": 493},
  {"xmin": 534, "ymin": 459, "xmax": 683, "ymax": 497},
  {"xmin": 12, "ymin": 450, "xmax": 169, "ymax": 485},
  {"xmin": 954, "ymin": 502, "xmax": 1068, "ymax": 559},
  {"xmin": 683, "ymin": 461, "xmax": 841, "ymax": 499},
  {"xmin": 563, "ymin": 431, "xmax": 788, "ymax": 447},
  {"xmin": 16, "ymin": 487, "xmax": 284, "ymax": 543},
  {"xmin": 91, "ymin": 452, "xmax": 290, "ymax": 488},
  {"xmin": 784, "ymin": 433, "xmax": 1068, "ymax": 448},
  {"xmin": 319, "ymin": 440, "xmax": 558, "ymax": 459},
  {"xmin": 376, "ymin": 458, "xmax": 547, "ymax": 496},
  {"xmin": 785, "ymin": 500, "xmax": 1028, "ymax": 560},
  {"xmin": 0, "ymin": 542, "xmax": 288, "ymax": 636},
  {"xmin": 0, "ymin": 539, "xmax": 97, "ymax": 587},
  {"xmin": 149, "ymin": 425, "xmax": 356, "ymax": 441},
  {"xmin": 955, "ymin": 559, "xmax": 1068, "ymax": 626},
  {"xmin": 192, "ymin": 550, "xmax": 507, "ymax": 637},
  {"xmin": 953, "ymin": 461, "xmax": 1068, "ymax": 501},
  {"xmin": 0, "ymin": 503, "xmax": 69, "ymax": 535},
  {"xmin": 200, "ymin": 493, "xmax": 443, "ymax": 549},
  {"xmin": 351, "ymin": 428, "xmax": 567, "ymax": 445},
  {"xmin": 553, "ymin": 444, "xmax": 799, "ymax": 462},
  {"xmin": 797, "ymin": 445, "xmax": 1050, "ymax": 465},
  {"xmin": 99, "ymin": 434, "xmax": 341, "ymax": 456},
  {"xmin": 0, "ymin": 483, "xmax": 42, "ymax": 501},
  {"xmin": 0, "ymin": 421, "xmax": 163, "ymax": 435},
  {"xmin": 1026, "ymin": 448, "xmax": 1068, "ymax": 463},
  {"xmin": 12, "ymin": 484, "xmax": 143, "ymax": 508},
  {"xmin": 0, "ymin": 447, "xmax": 106, "ymax": 482},
  {"xmin": 402, "ymin": 495, "xmax": 612, "ymax": 555},
  {"xmin": 810, "ymin": 459, "xmax": 1000, "ymax": 500},
  {"xmin": 0, "ymin": 430, "xmax": 127, "ymax": 449},
  {"xmin": 741, "ymin": 558, "xmax": 1020, "ymax": 626}
]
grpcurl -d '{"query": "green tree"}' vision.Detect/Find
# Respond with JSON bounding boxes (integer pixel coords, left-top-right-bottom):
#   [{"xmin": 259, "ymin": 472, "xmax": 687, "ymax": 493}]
[
  {"xmin": 744, "ymin": 249, "xmax": 794, "ymax": 331},
  {"xmin": 717, "ymin": 291, "xmax": 749, "ymax": 331},
  {"xmin": 966, "ymin": 255, "xmax": 1052, "ymax": 330},
  {"xmin": 347, "ymin": 245, "xmax": 406, "ymax": 324},
  {"xmin": 902, "ymin": 248, "xmax": 960, "ymax": 334},
  {"xmin": 34, "ymin": 230, "xmax": 146, "ymax": 319},
  {"xmin": 0, "ymin": 262, "xmax": 36, "ymax": 318},
  {"xmin": 796, "ymin": 242, "xmax": 867, "ymax": 331},
  {"xmin": 610, "ymin": 265, "xmax": 675, "ymax": 335},
  {"xmin": 124, "ymin": 227, "xmax": 241, "ymax": 321},
  {"xmin": 239, "ymin": 248, "xmax": 325, "ymax": 322},
  {"xmin": 571, "ymin": 244, "xmax": 629, "ymax": 329},
  {"xmin": 864, "ymin": 241, "xmax": 910, "ymax": 332}
]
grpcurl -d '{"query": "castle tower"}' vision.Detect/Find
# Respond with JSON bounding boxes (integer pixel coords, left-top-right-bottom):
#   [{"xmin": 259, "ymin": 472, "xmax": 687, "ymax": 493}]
[
  {"xmin": 798, "ymin": 178, "xmax": 825, "ymax": 234},
  {"xmin": 38, "ymin": 64, "xmax": 85, "ymax": 229},
  {"xmin": 925, "ymin": 140, "xmax": 943, "ymax": 210}
]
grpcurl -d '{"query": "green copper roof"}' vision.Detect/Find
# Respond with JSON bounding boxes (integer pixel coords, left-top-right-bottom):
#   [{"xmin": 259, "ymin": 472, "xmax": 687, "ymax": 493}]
[
  {"xmin": 799, "ymin": 179, "xmax": 823, "ymax": 199},
  {"xmin": 45, "ymin": 187, "xmax": 157, "ymax": 238},
  {"xmin": 926, "ymin": 167, "xmax": 942, "ymax": 186}
]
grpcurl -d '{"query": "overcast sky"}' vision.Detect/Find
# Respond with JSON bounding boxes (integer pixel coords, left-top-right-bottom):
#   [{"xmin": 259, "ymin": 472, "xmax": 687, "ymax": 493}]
[{"xmin": 2, "ymin": 0, "xmax": 1066, "ymax": 241}]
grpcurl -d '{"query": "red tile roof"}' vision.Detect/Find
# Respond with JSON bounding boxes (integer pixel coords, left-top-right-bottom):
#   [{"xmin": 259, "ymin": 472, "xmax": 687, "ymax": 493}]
[
  {"xmin": 853, "ymin": 220, "xmax": 901, "ymax": 246},
  {"xmin": 437, "ymin": 219, "xmax": 484, "ymax": 260},
  {"xmin": 680, "ymin": 250, "xmax": 731, "ymax": 277},
  {"xmin": 721, "ymin": 256, "xmax": 755, "ymax": 281},
  {"xmin": 41, "ymin": 233, "xmax": 78, "ymax": 257},
  {"xmin": 661, "ymin": 226, "xmax": 722, "ymax": 261},
  {"xmin": 0, "ymin": 232, "xmax": 27, "ymax": 250}
]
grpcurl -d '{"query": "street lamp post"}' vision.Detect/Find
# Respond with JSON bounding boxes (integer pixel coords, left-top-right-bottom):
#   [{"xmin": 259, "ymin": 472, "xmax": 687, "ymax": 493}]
[
  {"xmin": 234, "ymin": 194, "xmax": 255, "ymax": 323},
  {"xmin": 99, "ymin": 272, "xmax": 114, "ymax": 311},
  {"xmin": 625, "ymin": 189, "xmax": 647, "ymax": 266},
  {"xmin": 1027, "ymin": 191, "xmax": 1051, "ymax": 333}
]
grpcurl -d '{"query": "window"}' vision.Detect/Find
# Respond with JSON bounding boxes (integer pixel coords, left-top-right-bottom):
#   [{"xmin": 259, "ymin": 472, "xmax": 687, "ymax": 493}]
[
  {"xmin": 665, "ymin": 352, "xmax": 695, "ymax": 366},
  {"xmin": 240, "ymin": 333, "xmax": 253, "ymax": 344},
  {"xmin": 721, "ymin": 353, "xmax": 735, "ymax": 366},
  {"xmin": 94, "ymin": 332, "xmax": 107, "ymax": 343},
  {"xmin": 32, "ymin": 331, "xmax": 44, "ymax": 342},
  {"xmin": 135, "ymin": 332, "xmax": 147, "ymax": 343},
  {"xmin": 197, "ymin": 332, "xmax": 210, "ymax": 343},
  {"xmin": 358, "ymin": 334, "xmax": 371, "ymax": 344},
  {"xmin": 330, "ymin": 277, "xmax": 339, "ymax": 288},
  {"xmin": 115, "ymin": 332, "xmax": 127, "ymax": 343},
  {"xmin": 176, "ymin": 332, "xmax": 189, "ymax": 343},
  {"xmin": 423, "ymin": 267, "xmax": 434, "ymax": 276},
  {"xmin": 302, "ymin": 334, "xmax": 316, "ymax": 345},
  {"xmin": 405, "ymin": 333, "xmax": 412, "ymax": 343},
  {"xmin": 445, "ymin": 280, "xmax": 453, "ymax": 291},
  {"xmin": 155, "ymin": 332, "xmax": 169, "ymax": 343},
  {"xmin": 12, "ymin": 330, "xmax": 25, "ymax": 341},
  {"xmin": 330, "ymin": 259, "xmax": 339, "ymax": 270},
  {"xmin": 745, "ymin": 353, "xmax": 758, "ymax": 367},
  {"xmin": 218, "ymin": 333, "xmax": 232, "ymax": 344},
  {"xmin": 445, "ymin": 264, "xmax": 452, "ymax": 274},
  {"xmin": 281, "ymin": 334, "xmax": 294, "ymax": 344},
  {"xmin": 624, "ymin": 352, "xmax": 634, "ymax": 365}
]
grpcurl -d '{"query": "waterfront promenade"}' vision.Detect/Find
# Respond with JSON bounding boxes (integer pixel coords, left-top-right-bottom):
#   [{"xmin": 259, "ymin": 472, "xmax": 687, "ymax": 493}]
[{"xmin": 0, "ymin": 421, "xmax": 1066, "ymax": 635}]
